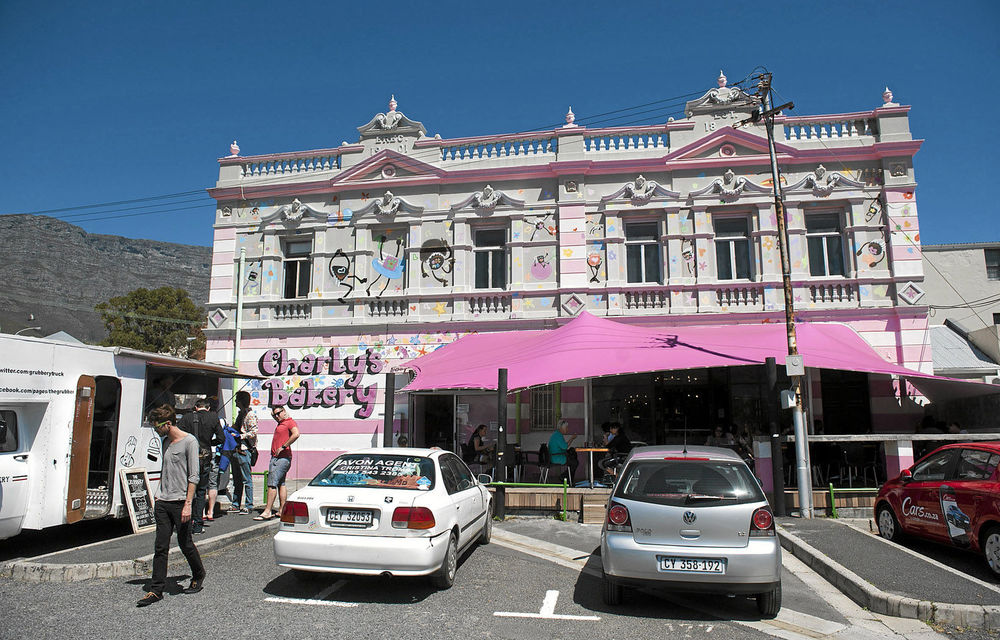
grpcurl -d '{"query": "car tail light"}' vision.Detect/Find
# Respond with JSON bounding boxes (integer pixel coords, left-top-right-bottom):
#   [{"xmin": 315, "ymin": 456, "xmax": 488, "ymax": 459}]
[
  {"xmin": 391, "ymin": 506, "xmax": 436, "ymax": 530},
  {"xmin": 606, "ymin": 502, "xmax": 632, "ymax": 532},
  {"xmin": 280, "ymin": 501, "xmax": 309, "ymax": 524},
  {"xmin": 750, "ymin": 507, "xmax": 775, "ymax": 537}
]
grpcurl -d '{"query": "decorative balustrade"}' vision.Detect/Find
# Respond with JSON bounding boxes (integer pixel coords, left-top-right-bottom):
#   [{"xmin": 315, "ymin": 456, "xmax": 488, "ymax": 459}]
[
  {"xmin": 468, "ymin": 294, "xmax": 511, "ymax": 316},
  {"xmin": 368, "ymin": 299, "xmax": 409, "ymax": 319},
  {"xmin": 716, "ymin": 285, "xmax": 763, "ymax": 309},
  {"xmin": 239, "ymin": 150, "xmax": 343, "ymax": 178},
  {"xmin": 782, "ymin": 117, "xmax": 877, "ymax": 141},
  {"xmin": 624, "ymin": 289, "xmax": 669, "ymax": 311},
  {"xmin": 809, "ymin": 282, "xmax": 858, "ymax": 305},
  {"xmin": 584, "ymin": 128, "xmax": 668, "ymax": 153},
  {"xmin": 273, "ymin": 302, "xmax": 311, "ymax": 321},
  {"xmin": 439, "ymin": 136, "xmax": 557, "ymax": 163}
]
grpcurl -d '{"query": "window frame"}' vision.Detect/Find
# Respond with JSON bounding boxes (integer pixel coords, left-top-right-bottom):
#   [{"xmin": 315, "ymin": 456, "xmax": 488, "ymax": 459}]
[
  {"xmin": 805, "ymin": 212, "xmax": 846, "ymax": 277},
  {"xmin": 281, "ymin": 237, "xmax": 313, "ymax": 299},
  {"xmin": 473, "ymin": 227, "xmax": 507, "ymax": 290},
  {"xmin": 0, "ymin": 410, "xmax": 18, "ymax": 453},
  {"xmin": 985, "ymin": 248, "xmax": 1000, "ymax": 281},
  {"xmin": 911, "ymin": 449, "xmax": 958, "ymax": 482},
  {"xmin": 530, "ymin": 385, "xmax": 556, "ymax": 431},
  {"xmin": 714, "ymin": 215, "xmax": 754, "ymax": 281},
  {"xmin": 624, "ymin": 221, "xmax": 662, "ymax": 284}
]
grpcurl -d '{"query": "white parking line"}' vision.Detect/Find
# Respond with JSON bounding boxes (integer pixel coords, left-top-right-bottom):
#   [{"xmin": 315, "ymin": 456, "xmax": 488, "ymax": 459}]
[
  {"xmin": 264, "ymin": 579, "xmax": 359, "ymax": 608},
  {"xmin": 495, "ymin": 589, "xmax": 601, "ymax": 621}
]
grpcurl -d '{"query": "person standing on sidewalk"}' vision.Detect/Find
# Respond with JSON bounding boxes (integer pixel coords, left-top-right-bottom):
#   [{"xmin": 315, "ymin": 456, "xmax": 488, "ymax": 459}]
[
  {"xmin": 227, "ymin": 391, "xmax": 257, "ymax": 515},
  {"xmin": 254, "ymin": 405, "xmax": 299, "ymax": 521},
  {"xmin": 137, "ymin": 404, "xmax": 206, "ymax": 607},
  {"xmin": 179, "ymin": 398, "xmax": 223, "ymax": 534}
]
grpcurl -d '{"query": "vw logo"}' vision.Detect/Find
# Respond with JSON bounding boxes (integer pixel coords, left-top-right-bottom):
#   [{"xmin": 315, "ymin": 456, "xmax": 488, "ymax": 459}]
[{"xmin": 683, "ymin": 511, "xmax": 697, "ymax": 524}]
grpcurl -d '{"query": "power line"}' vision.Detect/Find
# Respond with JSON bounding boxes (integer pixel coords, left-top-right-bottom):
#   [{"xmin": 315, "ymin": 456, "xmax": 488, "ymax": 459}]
[{"xmin": 12, "ymin": 190, "xmax": 205, "ymax": 216}]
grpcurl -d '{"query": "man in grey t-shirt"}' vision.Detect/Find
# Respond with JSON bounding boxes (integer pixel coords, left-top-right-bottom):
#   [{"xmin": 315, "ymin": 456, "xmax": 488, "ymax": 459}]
[{"xmin": 137, "ymin": 404, "xmax": 207, "ymax": 607}]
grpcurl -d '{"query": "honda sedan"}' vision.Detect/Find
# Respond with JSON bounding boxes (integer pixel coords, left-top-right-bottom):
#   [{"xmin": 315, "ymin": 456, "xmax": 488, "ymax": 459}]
[
  {"xmin": 875, "ymin": 442, "xmax": 1000, "ymax": 576},
  {"xmin": 600, "ymin": 446, "xmax": 782, "ymax": 617},
  {"xmin": 273, "ymin": 448, "xmax": 492, "ymax": 588}
]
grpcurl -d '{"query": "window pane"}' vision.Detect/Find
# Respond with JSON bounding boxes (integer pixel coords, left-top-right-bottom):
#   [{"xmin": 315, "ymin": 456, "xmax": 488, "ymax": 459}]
[
  {"xmin": 286, "ymin": 240, "xmax": 311, "ymax": 257},
  {"xmin": 475, "ymin": 252, "xmax": 489, "ymax": 289},
  {"xmin": 987, "ymin": 249, "xmax": 1000, "ymax": 280},
  {"xmin": 626, "ymin": 223, "xmax": 657, "ymax": 241},
  {"xmin": 912, "ymin": 450, "xmax": 954, "ymax": 481},
  {"xmin": 297, "ymin": 263, "xmax": 311, "ymax": 297},
  {"xmin": 626, "ymin": 245, "xmax": 642, "ymax": 283},
  {"xmin": 643, "ymin": 244, "xmax": 660, "ymax": 283},
  {"xmin": 491, "ymin": 250, "xmax": 505, "ymax": 289},
  {"xmin": 716, "ymin": 242, "xmax": 733, "ymax": 280},
  {"xmin": 476, "ymin": 229, "xmax": 505, "ymax": 247},
  {"xmin": 806, "ymin": 214, "xmax": 839, "ymax": 233},
  {"xmin": 734, "ymin": 239, "xmax": 751, "ymax": 279},
  {"xmin": 0, "ymin": 410, "xmax": 17, "ymax": 453},
  {"xmin": 808, "ymin": 237, "xmax": 826, "ymax": 276},
  {"xmin": 284, "ymin": 263, "xmax": 298, "ymax": 298},
  {"xmin": 826, "ymin": 236, "xmax": 844, "ymax": 276},
  {"xmin": 715, "ymin": 218, "xmax": 748, "ymax": 237}
]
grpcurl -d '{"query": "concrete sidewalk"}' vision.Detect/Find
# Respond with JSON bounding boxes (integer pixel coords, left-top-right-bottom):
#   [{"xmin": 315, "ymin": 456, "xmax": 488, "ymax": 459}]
[{"xmin": 778, "ymin": 516, "xmax": 1000, "ymax": 629}]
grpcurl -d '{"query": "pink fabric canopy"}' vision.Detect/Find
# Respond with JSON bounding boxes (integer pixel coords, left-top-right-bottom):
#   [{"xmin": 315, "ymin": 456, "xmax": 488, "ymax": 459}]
[{"xmin": 399, "ymin": 312, "xmax": 998, "ymax": 399}]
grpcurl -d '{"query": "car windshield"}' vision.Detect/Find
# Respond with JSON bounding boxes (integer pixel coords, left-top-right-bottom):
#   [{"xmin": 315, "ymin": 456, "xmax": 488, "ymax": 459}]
[
  {"xmin": 310, "ymin": 454, "xmax": 436, "ymax": 491},
  {"xmin": 615, "ymin": 459, "xmax": 765, "ymax": 507}
]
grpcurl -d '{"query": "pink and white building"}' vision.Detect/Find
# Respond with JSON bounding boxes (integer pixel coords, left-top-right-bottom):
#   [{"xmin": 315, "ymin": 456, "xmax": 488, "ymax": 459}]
[{"xmin": 204, "ymin": 76, "xmax": 932, "ymax": 482}]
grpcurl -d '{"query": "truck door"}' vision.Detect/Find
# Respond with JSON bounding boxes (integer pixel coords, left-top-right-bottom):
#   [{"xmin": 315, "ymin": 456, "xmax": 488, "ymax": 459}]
[
  {"xmin": 0, "ymin": 409, "xmax": 30, "ymax": 539},
  {"xmin": 66, "ymin": 376, "xmax": 96, "ymax": 524}
]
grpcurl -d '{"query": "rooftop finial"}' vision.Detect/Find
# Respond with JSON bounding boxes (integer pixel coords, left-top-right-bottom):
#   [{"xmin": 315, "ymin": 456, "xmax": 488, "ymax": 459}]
[
  {"xmin": 229, "ymin": 140, "xmax": 240, "ymax": 157},
  {"xmin": 717, "ymin": 70, "xmax": 727, "ymax": 88},
  {"xmin": 882, "ymin": 86, "xmax": 894, "ymax": 104},
  {"xmin": 563, "ymin": 106, "xmax": 578, "ymax": 128},
  {"xmin": 388, "ymin": 94, "xmax": 397, "ymax": 112}
]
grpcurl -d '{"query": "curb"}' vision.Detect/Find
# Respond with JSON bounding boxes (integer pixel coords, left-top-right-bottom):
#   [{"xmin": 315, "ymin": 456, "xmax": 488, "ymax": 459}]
[
  {"xmin": 0, "ymin": 520, "xmax": 278, "ymax": 583},
  {"xmin": 778, "ymin": 525, "xmax": 1000, "ymax": 630}
]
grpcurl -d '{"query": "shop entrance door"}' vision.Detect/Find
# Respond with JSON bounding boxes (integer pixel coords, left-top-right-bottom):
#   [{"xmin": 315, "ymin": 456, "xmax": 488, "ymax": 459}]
[{"xmin": 412, "ymin": 394, "xmax": 456, "ymax": 452}]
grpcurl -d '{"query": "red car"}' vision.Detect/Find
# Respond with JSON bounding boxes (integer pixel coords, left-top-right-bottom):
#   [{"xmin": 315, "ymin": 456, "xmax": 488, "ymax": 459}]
[{"xmin": 875, "ymin": 442, "xmax": 1000, "ymax": 577}]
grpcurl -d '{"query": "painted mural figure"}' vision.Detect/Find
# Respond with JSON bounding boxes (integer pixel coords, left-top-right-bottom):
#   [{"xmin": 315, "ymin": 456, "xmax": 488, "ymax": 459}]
[
  {"xmin": 526, "ymin": 213, "xmax": 556, "ymax": 241},
  {"xmin": 366, "ymin": 235, "xmax": 405, "ymax": 297},
  {"xmin": 530, "ymin": 254, "xmax": 552, "ymax": 280},
  {"xmin": 588, "ymin": 251, "xmax": 603, "ymax": 283},
  {"xmin": 681, "ymin": 238, "xmax": 696, "ymax": 276},
  {"xmin": 329, "ymin": 249, "xmax": 367, "ymax": 302},
  {"xmin": 857, "ymin": 240, "xmax": 886, "ymax": 269},
  {"xmin": 420, "ymin": 239, "xmax": 454, "ymax": 286}
]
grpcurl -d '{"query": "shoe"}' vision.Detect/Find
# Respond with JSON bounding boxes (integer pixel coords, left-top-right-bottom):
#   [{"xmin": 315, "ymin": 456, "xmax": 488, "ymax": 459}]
[
  {"xmin": 204, "ymin": 516, "xmax": 214, "ymax": 522},
  {"xmin": 252, "ymin": 513, "xmax": 276, "ymax": 521},
  {"xmin": 226, "ymin": 507, "xmax": 240, "ymax": 513},
  {"xmin": 192, "ymin": 527, "xmax": 205, "ymax": 535},
  {"xmin": 137, "ymin": 592, "xmax": 163, "ymax": 607},
  {"xmin": 238, "ymin": 508, "xmax": 250, "ymax": 515},
  {"xmin": 184, "ymin": 576, "xmax": 205, "ymax": 594}
]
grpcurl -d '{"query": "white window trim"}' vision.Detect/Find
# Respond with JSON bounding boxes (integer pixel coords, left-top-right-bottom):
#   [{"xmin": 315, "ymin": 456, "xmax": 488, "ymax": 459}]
[{"xmin": 473, "ymin": 227, "xmax": 507, "ymax": 290}]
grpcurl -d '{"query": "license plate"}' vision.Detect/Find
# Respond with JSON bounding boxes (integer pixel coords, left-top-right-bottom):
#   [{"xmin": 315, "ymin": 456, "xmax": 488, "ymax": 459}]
[
  {"xmin": 657, "ymin": 556, "xmax": 725, "ymax": 573},
  {"xmin": 326, "ymin": 508, "xmax": 373, "ymax": 528}
]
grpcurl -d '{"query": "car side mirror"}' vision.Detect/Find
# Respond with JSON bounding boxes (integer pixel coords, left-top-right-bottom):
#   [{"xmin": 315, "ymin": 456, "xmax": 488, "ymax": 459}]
[
  {"xmin": 900, "ymin": 468, "xmax": 913, "ymax": 483},
  {"xmin": 477, "ymin": 473, "xmax": 493, "ymax": 485}
]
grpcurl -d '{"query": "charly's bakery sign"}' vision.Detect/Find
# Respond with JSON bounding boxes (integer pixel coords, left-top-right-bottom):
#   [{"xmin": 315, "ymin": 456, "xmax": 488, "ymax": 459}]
[{"xmin": 259, "ymin": 348, "xmax": 384, "ymax": 418}]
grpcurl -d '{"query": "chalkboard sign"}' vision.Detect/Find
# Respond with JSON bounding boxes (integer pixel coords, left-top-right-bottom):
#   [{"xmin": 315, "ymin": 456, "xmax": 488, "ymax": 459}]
[{"xmin": 120, "ymin": 468, "xmax": 156, "ymax": 534}]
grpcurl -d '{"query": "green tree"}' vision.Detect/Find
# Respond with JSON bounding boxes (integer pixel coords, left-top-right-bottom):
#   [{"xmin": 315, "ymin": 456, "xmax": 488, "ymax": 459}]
[{"xmin": 96, "ymin": 287, "xmax": 206, "ymax": 358}]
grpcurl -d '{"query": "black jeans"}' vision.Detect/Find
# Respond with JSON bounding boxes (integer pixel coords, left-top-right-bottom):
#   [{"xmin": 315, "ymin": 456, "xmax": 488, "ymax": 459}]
[
  {"xmin": 150, "ymin": 499, "xmax": 204, "ymax": 596},
  {"xmin": 191, "ymin": 454, "xmax": 211, "ymax": 529}
]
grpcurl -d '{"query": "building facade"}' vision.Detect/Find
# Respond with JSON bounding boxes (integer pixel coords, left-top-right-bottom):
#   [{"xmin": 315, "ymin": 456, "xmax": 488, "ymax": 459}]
[{"xmin": 205, "ymin": 75, "xmax": 929, "ymax": 480}]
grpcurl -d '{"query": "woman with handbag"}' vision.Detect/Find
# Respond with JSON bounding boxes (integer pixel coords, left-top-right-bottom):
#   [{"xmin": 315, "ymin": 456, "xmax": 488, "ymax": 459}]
[{"xmin": 227, "ymin": 391, "xmax": 258, "ymax": 515}]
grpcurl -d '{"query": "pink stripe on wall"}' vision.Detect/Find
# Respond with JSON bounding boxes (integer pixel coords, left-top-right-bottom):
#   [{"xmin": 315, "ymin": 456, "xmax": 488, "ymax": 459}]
[
  {"xmin": 252, "ymin": 418, "xmax": 383, "ymax": 435},
  {"xmin": 207, "ymin": 339, "xmax": 233, "ymax": 351},
  {"xmin": 848, "ymin": 317, "xmax": 927, "ymax": 332},
  {"xmin": 212, "ymin": 276, "xmax": 233, "ymax": 289},
  {"xmin": 214, "ymin": 227, "xmax": 237, "ymax": 241},
  {"xmin": 560, "ymin": 231, "xmax": 586, "ymax": 244},
  {"xmin": 561, "ymin": 260, "xmax": 588, "ymax": 274},
  {"xmin": 213, "ymin": 251, "xmax": 234, "ymax": 265},
  {"xmin": 561, "ymin": 385, "xmax": 585, "ymax": 402},
  {"xmin": 891, "ymin": 245, "xmax": 922, "ymax": 260},
  {"xmin": 559, "ymin": 204, "xmax": 586, "ymax": 218},
  {"xmin": 252, "ymin": 450, "xmax": 343, "ymax": 480},
  {"xmin": 884, "ymin": 190, "xmax": 916, "ymax": 203}
]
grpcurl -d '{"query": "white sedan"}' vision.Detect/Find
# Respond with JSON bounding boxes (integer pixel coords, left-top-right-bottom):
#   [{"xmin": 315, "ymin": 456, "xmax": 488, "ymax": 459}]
[{"xmin": 273, "ymin": 447, "xmax": 493, "ymax": 589}]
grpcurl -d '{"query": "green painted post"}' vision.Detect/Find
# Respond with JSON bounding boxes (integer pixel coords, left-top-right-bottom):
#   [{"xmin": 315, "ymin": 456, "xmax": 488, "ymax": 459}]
[{"xmin": 829, "ymin": 483, "xmax": 837, "ymax": 519}]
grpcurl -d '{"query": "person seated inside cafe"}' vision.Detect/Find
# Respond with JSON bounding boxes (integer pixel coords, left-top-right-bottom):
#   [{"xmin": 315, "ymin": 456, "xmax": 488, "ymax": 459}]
[
  {"xmin": 598, "ymin": 422, "xmax": 633, "ymax": 477},
  {"xmin": 466, "ymin": 424, "xmax": 494, "ymax": 465},
  {"xmin": 705, "ymin": 425, "xmax": 735, "ymax": 447}
]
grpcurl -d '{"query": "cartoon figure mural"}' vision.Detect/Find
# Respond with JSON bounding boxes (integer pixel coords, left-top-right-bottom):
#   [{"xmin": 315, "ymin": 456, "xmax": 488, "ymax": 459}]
[
  {"xmin": 366, "ymin": 234, "xmax": 405, "ymax": 297},
  {"xmin": 420, "ymin": 239, "xmax": 454, "ymax": 286},
  {"xmin": 243, "ymin": 260, "xmax": 262, "ymax": 296},
  {"xmin": 681, "ymin": 238, "xmax": 696, "ymax": 276},
  {"xmin": 865, "ymin": 198, "xmax": 884, "ymax": 224},
  {"xmin": 525, "ymin": 213, "xmax": 556, "ymax": 241},
  {"xmin": 329, "ymin": 249, "xmax": 367, "ymax": 302},
  {"xmin": 530, "ymin": 253, "xmax": 553, "ymax": 280},
  {"xmin": 587, "ymin": 250, "xmax": 603, "ymax": 283},
  {"xmin": 857, "ymin": 239, "xmax": 886, "ymax": 269}
]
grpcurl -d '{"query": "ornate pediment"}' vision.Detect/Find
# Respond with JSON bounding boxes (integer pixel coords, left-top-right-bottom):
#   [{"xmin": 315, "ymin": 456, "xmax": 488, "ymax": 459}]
[
  {"xmin": 352, "ymin": 191, "xmax": 424, "ymax": 217},
  {"xmin": 450, "ymin": 185, "xmax": 525, "ymax": 211},
  {"xmin": 684, "ymin": 71, "xmax": 757, "ymax": 117},
  {"xmin": 688, "ymin": 169, "xmax": 771, "ymax": 201},
  {"xmin": 357, "ymin": 95, "xmax": 426, "ymax": 138},
  {"xmin": 600, "ymin": 175, "xmax": 679, "ymax": 206},
  {"xmin": 785, "ymin": 165, "xmax": 865, "ymax": 196},
  {"xmin": 257, "ymin": 199, "xmax": 327, "ymax": 226}
]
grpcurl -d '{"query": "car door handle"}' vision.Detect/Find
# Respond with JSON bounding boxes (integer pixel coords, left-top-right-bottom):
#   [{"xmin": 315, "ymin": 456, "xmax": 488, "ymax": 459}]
[{"xmin": 14, "ymin": 454, "xmax": 28, "ymax": 461}]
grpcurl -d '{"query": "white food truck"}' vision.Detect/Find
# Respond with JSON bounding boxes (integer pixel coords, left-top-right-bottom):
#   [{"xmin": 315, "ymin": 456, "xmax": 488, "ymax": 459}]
[{"xmin": 0, "ymin": 334, "xmax": 244, "ymax": 540}]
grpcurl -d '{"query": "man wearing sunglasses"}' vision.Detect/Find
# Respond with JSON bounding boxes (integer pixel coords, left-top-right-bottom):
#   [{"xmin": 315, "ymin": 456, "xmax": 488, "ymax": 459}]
[
  {"xmin": 137, "ymin": 404, "xmax": 206, "ymax": 607},
  {"xmin": 254, "ymin": 405, "xmax": 299, "ymax": 521}
]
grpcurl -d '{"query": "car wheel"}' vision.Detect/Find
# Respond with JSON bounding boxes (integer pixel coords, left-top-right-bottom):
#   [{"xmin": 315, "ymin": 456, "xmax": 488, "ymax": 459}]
[
  {"xmin": 756, "ymin": 582, "xmax": 781, "ymax": 618},
  {"xmin": 601, "ymin": 570, "xmax": 623, "ymax": 606},
  {"xmin": 983, "ymin": 526, "xmax": 1000, "ymax": 578},
  {"xmin": 876, "ymin": 504, "xmax": 903, "ymax": 543},
  {"xmin": 479, "ymin": 504, "xmax": 493, "ymax": 545},
  {"xmin": 431, "ymin": 533, "xmax": 458, "ymax": 589}
]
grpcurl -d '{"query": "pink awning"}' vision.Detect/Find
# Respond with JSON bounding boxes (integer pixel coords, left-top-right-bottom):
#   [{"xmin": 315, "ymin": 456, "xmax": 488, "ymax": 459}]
[{"xmin": 399, "ymin": 312, "xmax": 1000, "ymax": 399}]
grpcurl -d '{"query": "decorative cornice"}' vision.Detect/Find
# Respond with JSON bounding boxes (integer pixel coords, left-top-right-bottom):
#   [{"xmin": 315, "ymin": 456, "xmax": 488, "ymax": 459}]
[
  {"xmin": 257, "ymin": 198, "xmax": 327, "ymax": 226},
  {"xmin": 352, "ymin": 191, "xmax": 424, "ymax": 217},
  {"xmin": 600, "ymin": 175, "xmax": 679, "ymax": 205},
  {"xmin": 357, "ymin": 96, "xmax": 426, "ymax": 138},
  {"xmin": 450, "ymin": 185, "xmax": 525, "ymax": 211},
  {"xmin": 785, "ymin": 164, "xmax": 865, "ymax": 196},
  {"xmin": 688, "ymin": 169, "xmax": 770, "ymax": 201}
]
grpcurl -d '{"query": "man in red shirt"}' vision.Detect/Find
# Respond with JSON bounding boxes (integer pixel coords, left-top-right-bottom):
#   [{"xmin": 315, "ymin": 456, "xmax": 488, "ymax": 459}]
[{"xmin": 254, "ymin": 406, "xmax": 300, "ymax": 520}]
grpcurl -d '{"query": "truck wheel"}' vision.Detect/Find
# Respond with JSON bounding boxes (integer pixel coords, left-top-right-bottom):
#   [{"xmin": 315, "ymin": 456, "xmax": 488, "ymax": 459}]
[
  {"xmin": 876, "ymin": 504, "xmax": 903, "ymax": 543},
  {"xmin": 431, "ymin": 534, "xmax": 458, "ymax": 589},
  {"xmin": 983, "ymin": 526, "xmax": 1000, "ymax": 578},
  {"xmin": 756, "ymin": 582, "xmax": 781, "ymax": 618},
  {"xmin": 601, "ymin": 570, "xmax": 623, "ymax": 606}
]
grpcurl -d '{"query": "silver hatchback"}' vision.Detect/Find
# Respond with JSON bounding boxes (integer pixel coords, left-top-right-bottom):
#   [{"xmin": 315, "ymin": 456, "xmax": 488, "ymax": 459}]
[{"xmin": 600, "ymin": 446, "xmax": 781, "ymax": 617}]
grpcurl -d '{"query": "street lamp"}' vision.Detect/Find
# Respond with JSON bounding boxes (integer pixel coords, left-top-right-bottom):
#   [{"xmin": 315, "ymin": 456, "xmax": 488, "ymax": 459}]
[{"xmin": 14, "ymin": 326, "xmax": 41, "ymax": 336}]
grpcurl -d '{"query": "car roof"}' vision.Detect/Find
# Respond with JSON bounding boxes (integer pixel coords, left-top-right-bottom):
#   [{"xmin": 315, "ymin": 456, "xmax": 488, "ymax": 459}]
[
  {"xmin": 627, "ymin": 445, "xmax": 745, "ymax": 462},
  {"xmin": 346, "ymin": 447, "xmax": 445, "ymax": 457},
  {"xmin": 929, "ymin": 442, "xmax": 1000, "ymax": 455}
]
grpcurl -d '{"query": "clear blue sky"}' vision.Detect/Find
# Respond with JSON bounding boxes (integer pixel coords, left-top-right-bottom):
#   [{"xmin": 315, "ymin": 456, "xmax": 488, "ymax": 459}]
[{"xmin": 1, "ymin": 1, "xmax": 997, "ymax": 247}]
